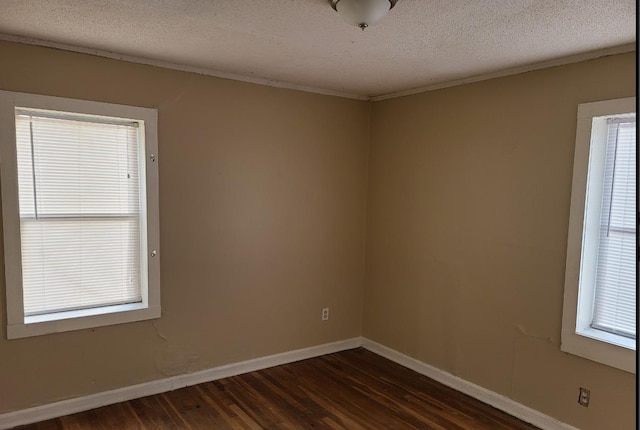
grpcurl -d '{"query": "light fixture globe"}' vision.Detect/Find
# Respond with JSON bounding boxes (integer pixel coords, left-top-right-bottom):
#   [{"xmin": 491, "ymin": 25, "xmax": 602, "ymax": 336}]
[{"xmin": 330, "ymin": 0, "xmax": 398, "ymax": 30}]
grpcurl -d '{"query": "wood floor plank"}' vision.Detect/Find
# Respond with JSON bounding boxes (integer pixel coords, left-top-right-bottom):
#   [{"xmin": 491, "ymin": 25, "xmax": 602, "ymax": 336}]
[
  {"xmin": 127, "ymin": 396, "xmax": 181, "ymax": 430},
  {"xmin": 14, "ymin": 348, "xmax": 540, "ymax": 430},
  {"xmin": 192, "ymin": 385, "xmax": 246, "ymax": 430}
]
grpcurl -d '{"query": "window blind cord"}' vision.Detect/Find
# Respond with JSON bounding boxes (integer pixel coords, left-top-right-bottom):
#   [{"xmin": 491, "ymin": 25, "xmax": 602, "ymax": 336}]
[
  {"xmin": 28, "ymin": 117, "xmax": 39, "ymax": 220},
  {"xmin": 605, "ymin": 123, "xmax": 620, "ymax": 238}
]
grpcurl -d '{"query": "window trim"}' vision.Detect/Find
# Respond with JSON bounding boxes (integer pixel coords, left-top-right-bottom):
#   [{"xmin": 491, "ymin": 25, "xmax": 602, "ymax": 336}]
[
  {"xmin": 0, "ymin": 90, "xmax": 160, "ymax": 339},
  {"xmin": 561, "ymin": 97, "xmax": 635, "ymax": 373}
]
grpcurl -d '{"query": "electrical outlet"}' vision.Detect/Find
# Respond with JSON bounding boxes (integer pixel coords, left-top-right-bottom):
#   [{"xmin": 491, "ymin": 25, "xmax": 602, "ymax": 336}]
[
  {"xmin": 578, "ymin": 387, "xmax": 590, "ymax": 407},
  {"xmin": 321, "ymin": 307, "xmax": 329, "ymax": 321}
]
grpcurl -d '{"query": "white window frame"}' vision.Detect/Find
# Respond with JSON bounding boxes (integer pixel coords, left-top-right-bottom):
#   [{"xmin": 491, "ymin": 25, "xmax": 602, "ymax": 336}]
[
  {"xmin": 0, "ymin": 90, "xmax": 160, "ymax": 339},
  {"xmin": 561, "ymin": 97, "xmax": 635, "ymax": 373}
]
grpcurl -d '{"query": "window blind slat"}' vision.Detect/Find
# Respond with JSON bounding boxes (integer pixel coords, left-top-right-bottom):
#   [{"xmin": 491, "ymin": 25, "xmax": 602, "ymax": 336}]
[
  {"xmin": 15, "ymin": 111, "xmax": 143, "ymax": 317},
  {"xmin": 591, "ymin": 119, "xmax": 636, "ymax": 339}
]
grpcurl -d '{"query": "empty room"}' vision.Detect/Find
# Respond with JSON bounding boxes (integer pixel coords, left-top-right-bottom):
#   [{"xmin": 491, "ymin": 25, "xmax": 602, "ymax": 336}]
[{"xmin": 0, "ymin": 1, "xmax": 635, "ymax": 429}]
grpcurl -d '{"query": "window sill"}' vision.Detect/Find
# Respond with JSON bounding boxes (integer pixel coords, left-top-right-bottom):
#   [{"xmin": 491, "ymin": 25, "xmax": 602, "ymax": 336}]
[
  {"xmin": 576, "ymin": 327, "xmax": 635, "ymax": 350},
  {"xmin": 561, "ymin": 328, "xmax": 636, "ymax": 374},
  {"xmin": 7, "ymin": 304, "xmax": 161, "ymax": 339}
]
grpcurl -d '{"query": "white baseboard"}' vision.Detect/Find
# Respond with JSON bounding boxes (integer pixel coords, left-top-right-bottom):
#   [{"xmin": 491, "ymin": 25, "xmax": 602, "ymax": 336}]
[
  {"xmin": 0, "ymin": 336, "xmax": 581, "ymax": 430},
  {"xmin": 361, "ymin": 338, "xmax": 580, "ymax": 430},
  {"xmin": 0, "ymin": 337, "xmax": 362, "ymax": 430}
]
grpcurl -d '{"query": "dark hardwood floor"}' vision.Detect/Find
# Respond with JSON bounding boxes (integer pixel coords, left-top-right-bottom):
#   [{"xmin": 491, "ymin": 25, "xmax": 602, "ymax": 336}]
[{"xmin": 17, "ymin": 348, "xmax": 540, "ymax": 429}]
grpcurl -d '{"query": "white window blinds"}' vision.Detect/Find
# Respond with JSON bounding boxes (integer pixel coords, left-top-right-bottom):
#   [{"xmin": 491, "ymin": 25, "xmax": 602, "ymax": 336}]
[
  {"xmin": 15, "ymin": 110, "xmax": 143, "ymax": 316},
  {"xmin": 591, "ymin": 117, "xmax": 636, "ymax": 339}
]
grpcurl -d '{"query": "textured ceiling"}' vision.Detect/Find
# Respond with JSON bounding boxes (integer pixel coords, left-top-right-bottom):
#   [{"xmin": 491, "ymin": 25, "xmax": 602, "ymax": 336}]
[{"xmin": 0, "ymin": 0, "xmax": 635, "ymax": 99}]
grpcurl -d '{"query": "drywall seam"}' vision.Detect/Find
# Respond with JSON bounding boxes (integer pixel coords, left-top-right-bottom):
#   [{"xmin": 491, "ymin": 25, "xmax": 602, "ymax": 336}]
[{"xmin": 359, "ymin": 101, "xmax": 373, "ymax": 336}]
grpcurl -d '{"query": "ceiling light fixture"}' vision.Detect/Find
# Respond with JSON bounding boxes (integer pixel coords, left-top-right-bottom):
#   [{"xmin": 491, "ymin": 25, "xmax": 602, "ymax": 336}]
[{"xmin": 330, "ymin": 0, "xmax": 398, "ymax": 30}]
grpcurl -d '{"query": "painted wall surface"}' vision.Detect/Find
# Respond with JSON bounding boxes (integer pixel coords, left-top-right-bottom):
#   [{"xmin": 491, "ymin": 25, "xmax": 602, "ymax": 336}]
[
  {"xmin": 0, "ymin": 41, "xmax": 369, "ymax": 412},
  {"xmin": 0, "ymin": 39, "xmax": 636, "ymax": 430},
  {"xmin": 364, "ymin": 52, "xmax": 636, "ymax": 430}
]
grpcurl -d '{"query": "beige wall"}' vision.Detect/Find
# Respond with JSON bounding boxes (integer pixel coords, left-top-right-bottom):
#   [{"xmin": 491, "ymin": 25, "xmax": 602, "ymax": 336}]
[
  {"xmin": 0, "ymin": 41, "xmax": 369, "ymax": 412},
  {"xmin": 0, "ymin": 39, "xmax": 636, "ymax": 430},
  {"xmin": 364, "ymin": 52, "xmax": 636, "ymax": 430}
]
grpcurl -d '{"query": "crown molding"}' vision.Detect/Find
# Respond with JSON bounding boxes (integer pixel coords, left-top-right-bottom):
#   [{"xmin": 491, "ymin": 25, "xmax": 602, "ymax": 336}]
[
  {"xmin": 0, "ymin": 33, "xmax": 369, "ymax": 101},
  {"xmin": 0, "ymin": 33, "xmax": 634, "ymax": 103},
  {"xmin": 370, "ymin": 43, "xmax": 636, "ymax": 101}
]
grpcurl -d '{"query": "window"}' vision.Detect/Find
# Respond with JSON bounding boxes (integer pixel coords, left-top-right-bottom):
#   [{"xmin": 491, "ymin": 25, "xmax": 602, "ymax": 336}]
[
  {"xmin": 561, "ymin": 97, "xmax": 635, "ymax": 373},
  {"xmin": 0, "ymin": 91, "xmax": 160, "ymax": 339}
]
